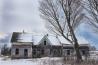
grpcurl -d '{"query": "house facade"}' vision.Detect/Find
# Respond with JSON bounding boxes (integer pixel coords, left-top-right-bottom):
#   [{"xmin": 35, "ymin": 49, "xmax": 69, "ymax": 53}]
[
  {"xmin": 11, "ymin": 32, "xmax": 90, "ymax": 59},
  {"xmin": 11, "ymin": 32, "xmax": 33, "ymax": 59}
]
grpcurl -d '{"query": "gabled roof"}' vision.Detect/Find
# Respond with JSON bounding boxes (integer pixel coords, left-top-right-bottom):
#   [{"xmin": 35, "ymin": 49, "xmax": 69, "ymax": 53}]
[
  {"xmin": 11, "ymin": 32, "xmax": 33, "ymax": 43},
  {"xmin": 38, "ymin": 34, "xmax": 52, "ymax": 45},
  {"xmin": 57, "ymin": 36, "xmax": 70, "ymax": 44},
  {"xmin": 11, "ymin": 32, "xmax": 20, "ymax": 43},
  {"xmin": 47, "ymin": 35, "xmax": 61, "ymax": 46},
  {"xmin": 11, "ymin": 32, "xmax": 61, "ymax": 45},
  {"xmin": 17, "ymin": 33, "xmax": 33, "ymax": 43},
  {"xmin": 11, "ymin": 32, "xmax": 89, "ymax": 46},
  {"xmin": 37, "ymin": 35, "xmax": 61, "ymax": 46},
  {"xmin": 32, "ymin": 35, "xmax": 44, "ymax": 45},
  {"xmin": 57, "ymin": 36, "xmax": 89, "ymax": 45}
]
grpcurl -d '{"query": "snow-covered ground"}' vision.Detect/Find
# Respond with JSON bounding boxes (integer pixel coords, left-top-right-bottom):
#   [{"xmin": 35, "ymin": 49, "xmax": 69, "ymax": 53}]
[
  {"xmin": 0, "ymin": 57, "xmax": 63, "ymax": 65},
  {"xmin": 1, "ymin": 56, "xmax": 98, "ymax": 65}
]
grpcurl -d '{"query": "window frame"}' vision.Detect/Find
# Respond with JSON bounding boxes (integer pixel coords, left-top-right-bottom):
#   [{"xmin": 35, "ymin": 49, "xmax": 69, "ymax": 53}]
[
  {"xmin": 66, "ymin": 49, "xmax": 70, "ymax": 55},
  {"xmin": 44, "ymin": 40, "xmax": 46, "ymax": 45},
  {"xmin": 15, "ymin": 48, "xmax": 19, "ymax": 55}
]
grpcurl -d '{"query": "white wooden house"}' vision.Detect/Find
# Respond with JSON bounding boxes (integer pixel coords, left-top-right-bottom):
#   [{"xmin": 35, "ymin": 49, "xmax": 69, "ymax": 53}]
[
  {"xmin": 11, "ymin": 32, "xmax": 33, "ymax": 58},
  {"xmin": 11, "ymin": 32, "xmax": 90, "ymax": 59}
]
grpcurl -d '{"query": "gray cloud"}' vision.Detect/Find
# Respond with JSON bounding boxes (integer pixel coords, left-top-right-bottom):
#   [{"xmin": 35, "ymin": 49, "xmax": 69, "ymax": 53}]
[
  {"xmin": 0, "ymin": 0, "xmax": 47, "ymax": 34},
  {"xmin": 0, "ymin": 34, "xmax": 11, "ymax": 43}
]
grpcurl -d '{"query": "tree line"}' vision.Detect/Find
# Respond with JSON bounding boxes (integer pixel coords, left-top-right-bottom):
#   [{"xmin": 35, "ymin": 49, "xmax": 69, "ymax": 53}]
[{"xmin": 1, "ymin": 44, "xmax": 11, "ymax": 56}]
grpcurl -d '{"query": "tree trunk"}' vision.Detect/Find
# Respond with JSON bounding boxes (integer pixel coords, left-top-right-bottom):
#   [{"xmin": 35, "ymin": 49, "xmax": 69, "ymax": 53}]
[
  {"xmin": 67, "ymin": 21, "xmax": 82, "ymax": 62},
  {"xmin": 66, "ymin": 1, "xmax": 82, "ymax": 61}
]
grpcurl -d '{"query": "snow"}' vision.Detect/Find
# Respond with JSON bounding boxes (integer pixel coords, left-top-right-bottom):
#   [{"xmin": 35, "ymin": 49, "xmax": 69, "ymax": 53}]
[
  {"xmin": 0, "ymin": 57, "xmax": 63, "ymax": 65},
  {"xmin": 0, "ymin": 56, "xmax": 36, "ymax": 65},
  {"xmin": 89, "ymin": 51, "xmax": 98, "ymax": 60},
  {"xmin": 17, "ymin": 33, "xmax": 33, "ymax": 43},
  {"xmin": 58, "ymin": 36, "xmax": 70, "ymax": 44},
  {"xmin": 12, "ymin": 32, "xmax": 89, "ymax": 45},
  {"xmin": 48, "ymin": 36, "xmax": 61, "ymax": 45},
  {"xmin": 0, "ymin": 59, "xmax": 36, "ymax": 65},
  {"xmin": 33, "ymin": 35, "xmax": 44, "ymax": 45}
]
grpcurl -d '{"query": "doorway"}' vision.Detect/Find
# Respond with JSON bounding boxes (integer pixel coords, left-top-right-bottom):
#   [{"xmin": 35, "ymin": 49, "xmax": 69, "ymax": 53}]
[{"xmin": 24, "ymin": 49, "xmax": 28, "ymax": 58}]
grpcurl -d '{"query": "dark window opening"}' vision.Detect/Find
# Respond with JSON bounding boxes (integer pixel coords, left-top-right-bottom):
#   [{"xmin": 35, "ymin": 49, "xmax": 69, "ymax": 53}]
[
  {"xmin": 24, "ymin": 49, "xmax": 28, "ymax": 56},
  {"xmin": 54, "ymin": 51, "xmax": 56, "ymax": 55},
  {"xmin": 67, "ymin": 50, "xmax": 70, "ymax": 55},
  {"xmin": 41, "ymin": 49, "xmax": 44, "ymax": 54},
  {"xmin": 24, "ymin": 49, "xmax": 27, "ymax": 51},
  {"xmin": 50, "ymin": 49, "xmax": 51, "ymax": 54},
  {"xmin": 24, "ymin": 49, "xmax": 28, "ymax": 53},
  {"xmin": 82, "ymin": 50, "xmax": 85, "ymax": 55},
  {"xmin": 44, "ymin": 41, "xmax": 46, "ymax": 45},
  {"xmin": 15, "ymin": 48, "xmax": 19, "ymax": 55},
  {"xmin": 53, "ymin": 49, "xmax": 57, "ymax": 55},
  {"xmin": 33, "ymin": 49, "xmax": 36, "ymax": 55}
]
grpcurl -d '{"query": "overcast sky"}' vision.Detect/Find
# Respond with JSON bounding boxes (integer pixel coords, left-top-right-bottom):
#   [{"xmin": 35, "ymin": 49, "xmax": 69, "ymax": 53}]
[
  {"xmin": 0, "ymin": 0, "xmax": 47, "ymax": 34},
  {"xmin": 0, "ymin": 0, "xmax": 98, "ymax": 49}
]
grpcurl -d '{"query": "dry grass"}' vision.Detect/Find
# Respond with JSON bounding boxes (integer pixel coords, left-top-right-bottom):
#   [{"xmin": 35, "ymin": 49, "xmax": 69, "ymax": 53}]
[{"xmin": 63, "ymin": 56, "xmax": 98, "ymax": 65}]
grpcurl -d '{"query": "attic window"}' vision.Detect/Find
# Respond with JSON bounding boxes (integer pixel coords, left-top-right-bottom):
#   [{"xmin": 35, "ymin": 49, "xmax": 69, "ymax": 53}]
[{"xmin": 44, "ymin": 41, "xmax": 46, "ymax": 45}]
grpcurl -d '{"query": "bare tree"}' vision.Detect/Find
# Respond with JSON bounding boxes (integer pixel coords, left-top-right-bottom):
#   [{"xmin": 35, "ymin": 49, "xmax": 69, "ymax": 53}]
[
  {"xmin": 82, "ymin": 0, "xmax": 98, "ymax": 32},
  {"xmin": 39, "ymin": 0, "xmax": 85, "ymax": 62},
  {"xmin": 1, "ymin": 44, "xmax": 11, "ymax": 56}
]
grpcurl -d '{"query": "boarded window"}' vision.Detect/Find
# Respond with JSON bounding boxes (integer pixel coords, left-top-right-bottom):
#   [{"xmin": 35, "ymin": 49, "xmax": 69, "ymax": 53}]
[
  {"xmin": 15, "ymin": 48, "xmax": 19, "ymax": 55},
  {"xmin": 67, "ymin": 50, "xmax": 70, "ymax": 55}
]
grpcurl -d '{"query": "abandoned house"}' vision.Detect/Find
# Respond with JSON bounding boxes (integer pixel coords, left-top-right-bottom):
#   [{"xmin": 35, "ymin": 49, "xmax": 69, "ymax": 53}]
[{"xmin": 11, "ymin": 32, "xmax": 90, "ymax": 59}]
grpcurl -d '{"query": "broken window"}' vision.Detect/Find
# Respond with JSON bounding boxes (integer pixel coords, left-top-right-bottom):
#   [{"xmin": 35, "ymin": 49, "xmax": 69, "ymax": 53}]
[
  {"xmin": 82, "ymin": 50, "xmax": 86, "ymax": 55},
  {"xmin": 15, "ymin": 48, "xmax": 19, "ymax": 55},
  {"xmin": 67, "ymin": 50, "xmax": 70, "ymax": 55},
  {"xmin": 33, "ymin": 49, "xmax": 36, "ymax": 55},
  {"xmin": 24, "ymin": 49, "xmax": 28, "ymax": 57},
  {"xmin": 53, "ymin": 49, "xmax": 57, "ymax": 56},
  {"xmin": 41, "ymin": 49, "xmax": 44, "ymax": 54}
]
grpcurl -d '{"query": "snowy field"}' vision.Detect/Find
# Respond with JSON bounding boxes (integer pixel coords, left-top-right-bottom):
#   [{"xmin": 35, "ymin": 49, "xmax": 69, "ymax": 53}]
[{"xmin": 0, "ymin": 56, "xmax": 63, "ymax": 65}]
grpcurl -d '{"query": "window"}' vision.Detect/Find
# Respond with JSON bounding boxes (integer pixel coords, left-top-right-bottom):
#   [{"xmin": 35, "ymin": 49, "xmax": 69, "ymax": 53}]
[
  {"xmin": 53, "ymin": 49, "xmax": 56, "ymax": 54},
  {"xmin": 54, "ymin": 50, "xmax": 57, "ymax": 55},
  {"xmin": 44, "ymin": 41, "xmax": 46, "ymax": 45},
  {"xmin": 33, "ymin": 49, "xmax": 36, "ymax": 55},
  {"xmin": 24, "ymin": 49, "xmax": 27, "ymax": 51},
  {"xmin": 41, "ymin": 49, "xmax": 44, "ymax": 54},
  {"xmin": 67, "ymin": 50, "xmax": 70, "ymax": 55},
  {"xmin": 50, "ymin": 49, "xmax": 51, "ymax": 54},
  {"xmin": 82, "ymin": 50, "xmax": 85, "ymax": 55},
  {"xmin": 24, "ymin": 49, "xmax": 28, "ymax": 57},
  {"xmin": 15, "ymin": 48, "xmax": 19, "ymax": 55}
]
